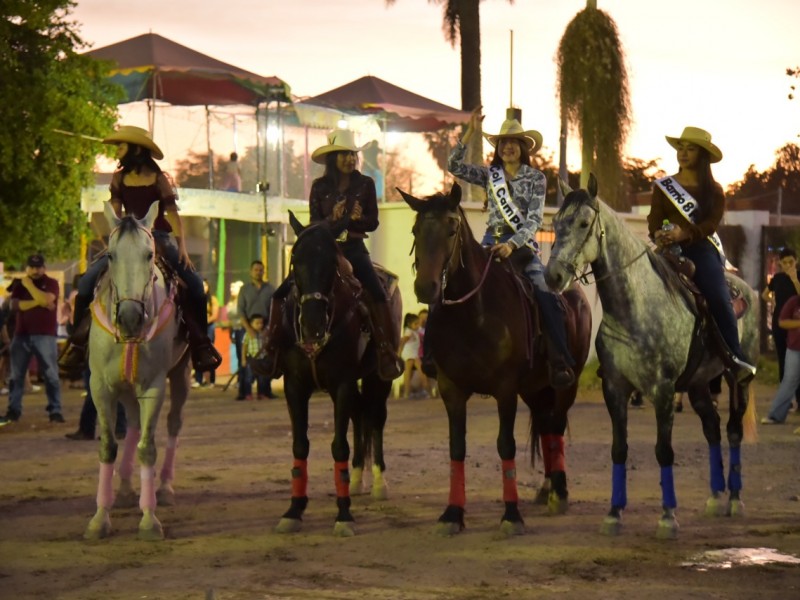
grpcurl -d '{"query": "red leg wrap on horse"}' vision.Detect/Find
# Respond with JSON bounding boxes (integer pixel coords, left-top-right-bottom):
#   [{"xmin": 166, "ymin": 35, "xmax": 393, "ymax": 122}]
[
  {"xmin": 540, "ymin": 435, "xmax": 553, "ymax": 477},
  {"xmin": 449, "ymin": 460, "xmax": 466, "ymax": 508},
  {"xmin": 334, "ymin": 461, "xmax": 350, "ymax": 498},
  {"xmin": 544, "ymin": 435, "xmax": 566, "ymax": 472},
  {"xmin": 502, "ymin": 459, "xmax": 518, "ymax": 503},
  {"xmin": 291, "ymin": 459, "xmax": 308, "ymax": 498}
]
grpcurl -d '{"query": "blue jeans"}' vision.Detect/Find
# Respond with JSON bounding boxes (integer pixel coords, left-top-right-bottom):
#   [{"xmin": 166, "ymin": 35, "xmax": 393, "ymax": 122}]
[
  {"xmin": 7, "ymin": 334, "xmax": 61, "ymax": 417},
  {"xmin": 767, "ymin": 348, "xmax": 800, "ymax": 422},
  {"xmin": 194, "ymin": 324, "xmax": 217, "ymax": 384},
  {"xmin": 241, "ymin": 363, "xmax": 271, "ymax": 397}
]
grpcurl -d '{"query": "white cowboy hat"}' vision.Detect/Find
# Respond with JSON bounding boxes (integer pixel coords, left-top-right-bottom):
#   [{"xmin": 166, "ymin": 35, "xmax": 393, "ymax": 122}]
[
  {"xmin": 311, "ymin": 129, "xmax": 366, "ymax": 164},
  {"xmin": 103, "ymin": 125, "xmax": 164, "ymax": 160},
  {"xmin": 665, "ymin": 126, "xmax": 722, "ymax": 163},
  {"xmin": 483, "ymin": 118, "xmax": 543, "ymax": 153}
]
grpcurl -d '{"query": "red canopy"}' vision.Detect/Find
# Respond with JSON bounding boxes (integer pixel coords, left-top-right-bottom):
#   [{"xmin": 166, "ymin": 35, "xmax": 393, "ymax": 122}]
[
  {"xmin": 297, "ymin": 75, "xmax": 468, "ymax": 132},
  {"xmin": 86, "ymin": 33, "xmax": 290, "ymax": 106}
]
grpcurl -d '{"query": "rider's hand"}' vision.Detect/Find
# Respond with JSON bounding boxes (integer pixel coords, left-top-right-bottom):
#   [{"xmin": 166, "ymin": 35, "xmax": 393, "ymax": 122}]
[
  {"xmin": 178, "ymin": 244, "xmax": 195, "ymax": 270},
  {"xmin": 350, "ymin": 201, "xmax": 362, "ymax": 221},
  {"xmin": 490, "ymin": 242, "xmax": 513, "ymax": 260},
  {"xmin": 332, "ymin": 199, "xmax": 347, "ymax": 220}
]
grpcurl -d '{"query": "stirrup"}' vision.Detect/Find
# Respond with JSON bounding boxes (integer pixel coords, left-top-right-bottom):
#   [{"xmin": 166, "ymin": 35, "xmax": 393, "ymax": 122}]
[
  {"xmin": 191, "ymin": 341, "xmax": 222, "ymax": 372},
  {"xmin": 730, "ymin": 356, "xmax": 756, "ymax": 385},
  {"xmin": 58, "ymin": 343, "xmax": 87, "ymax": 378}
]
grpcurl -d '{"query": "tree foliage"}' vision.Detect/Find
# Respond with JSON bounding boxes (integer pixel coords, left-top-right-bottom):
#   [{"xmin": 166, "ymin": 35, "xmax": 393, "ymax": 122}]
[
  {"xmin": 557, "ymin": 5, "xmax": 631, "ymax": 210},
  {"xmin": 727, "ymin": 143, "xmax": 800, "ymax": 213},
  {"xmin": 0, "ymin": 1, "xmax": 122, "ymax": 266}
]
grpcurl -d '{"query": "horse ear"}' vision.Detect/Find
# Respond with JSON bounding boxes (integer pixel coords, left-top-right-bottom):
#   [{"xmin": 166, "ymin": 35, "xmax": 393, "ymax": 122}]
[
  {"xmin": 397, "ymin": 187, "xmax": 426, "ymax": 212},
  {"xmin": 558, "ymin": 178, "xmax": 572, "ymax": 199},
  {"xmin": 103, "ymin": 201, "xmax": 121, "ymax": 229},
  {"xmin": 288, "ymin": 210, "xmax": 305, "ymax": 236},
  {"xmin": 447, "ymin": 183, "xmax": 462, "ymax": 210},
  {"xmin": 587, "ymin": 173, "xmax": 598, "ymax": 200},
  {"xmin": 140, "ymin": 202, "xmax": 160, "ymax": 230}
]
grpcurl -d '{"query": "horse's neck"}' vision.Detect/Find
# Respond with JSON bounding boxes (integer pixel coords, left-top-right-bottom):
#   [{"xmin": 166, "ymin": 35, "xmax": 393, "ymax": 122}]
[{"xmin": 445, "ymin": 235, "xmax": 488, "ymax": 309}]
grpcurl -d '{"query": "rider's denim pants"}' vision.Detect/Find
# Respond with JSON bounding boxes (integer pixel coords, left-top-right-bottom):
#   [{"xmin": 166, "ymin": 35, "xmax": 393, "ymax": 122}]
[{"xmin": 7, "ymin": 334, "xmax": 61, "ymax": 417}]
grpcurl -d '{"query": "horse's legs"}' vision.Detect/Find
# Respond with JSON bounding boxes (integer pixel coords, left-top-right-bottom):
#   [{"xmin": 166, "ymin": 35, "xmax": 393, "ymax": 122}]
[
  {"xmin": 136, "ymin": 385, "xmax": 167, "ymax": 541},
  {"xmin": 435, "ymin": 376, "xmax": 469, "ymax": 536},
  {"xmin": 686, "ymin": 381, "xmax": 727, "ymax": 516},
  {"xmin": 356, "ymin": 376, "xmax": 390, "ymax": 500},
  {"xmin": 725, "ymin": 379, "xmax": 750, "ymax": 517},
  {"xmin": 599, "ymin": 371, "xmax": 633, "ymax": 536},
  {"xmin": 653, "ymin": 386, "xmax": 679, "ymax": 539},
  {"xmin": 349, "ymin": 387, "xmax": 366, "ymax": 496},
  {"xmin": 275, "ymin": 378, "xmax": 313, "ymax": 534},
  {"xmin": 496, "ymin": 391, "xmax": 524, "ymax": 536},
  {"xmin": 331, "ymin": 380, "xmax": 358, "ymax": 537},
  {"xmin": 85, "ymin": 386, "xmax": 122, "ymax": 539},
  {"xmin": 157, "ymin": 362, "xmax": 190, "ymax": 507}
]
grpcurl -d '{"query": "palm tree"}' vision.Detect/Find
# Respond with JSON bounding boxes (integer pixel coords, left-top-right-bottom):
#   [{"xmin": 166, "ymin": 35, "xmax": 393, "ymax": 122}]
[{"xmin": 557, "ymin": 0, "xmax": 631, "ymax": 209}]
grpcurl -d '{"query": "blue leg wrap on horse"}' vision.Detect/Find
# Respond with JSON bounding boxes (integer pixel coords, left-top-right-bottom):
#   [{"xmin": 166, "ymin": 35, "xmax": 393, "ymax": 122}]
[
  {"xmin": 728, "ymin": 446, "xmax": 742, "ymax": 491},
  {"xmin": 660, "ymin": 466, "xmax": 677, "ymax": 509},
  {"xmin": 611, "ymin": 463, "xmax": 627, "ymax": 508},
  {"xmin": 708, "ymin": 444, "xmax": 726, "ymax": 493}
]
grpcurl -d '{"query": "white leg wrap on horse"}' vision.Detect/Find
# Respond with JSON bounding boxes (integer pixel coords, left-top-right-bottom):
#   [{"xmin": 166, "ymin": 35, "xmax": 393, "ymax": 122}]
[
  {"xmin": 372, "ymin": 464, "xmax": 385, "ymax": 487},
  {"xmin": 97, "ymin": 463, "xmax": 115, "ymax": 508},
  {"xmin": 160, "ymin": 436, "xmax": 178, "ymax": 483},
  {"xmin": 139, "ymin": 465, "xmax": 157, "ymax": 511},
  {"xmin": 118, "ymin": 428, "xmax": 141, "ymax": 480}
]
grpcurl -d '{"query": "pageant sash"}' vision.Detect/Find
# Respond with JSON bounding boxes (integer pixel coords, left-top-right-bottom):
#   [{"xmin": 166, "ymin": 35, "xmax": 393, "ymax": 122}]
[
  {"xmin": 654, "ymin": 176, "xmax": 726, "ymax": 260},
  {"xmin": 488, "ymin": 165, "xmax": 534, "ymax": 249}
]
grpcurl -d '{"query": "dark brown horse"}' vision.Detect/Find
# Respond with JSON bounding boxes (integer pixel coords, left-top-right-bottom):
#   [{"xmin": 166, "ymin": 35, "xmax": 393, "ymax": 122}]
[
  {"xmin": 400, "ymin": 184, "xmax": 592, "ymax": 535},
  {"xmin": 271, "ymin": 212, "xmax": 400, "ymax": 536}
]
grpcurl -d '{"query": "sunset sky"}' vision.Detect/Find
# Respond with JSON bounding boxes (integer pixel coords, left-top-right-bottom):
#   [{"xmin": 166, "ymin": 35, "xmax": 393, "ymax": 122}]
[{"xmin": 70, "ymin": 0, "xmax": 800, "ymax": 193}]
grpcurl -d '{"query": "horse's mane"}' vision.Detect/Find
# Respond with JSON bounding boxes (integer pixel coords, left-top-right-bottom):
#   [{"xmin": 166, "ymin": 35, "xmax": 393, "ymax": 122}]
[{"xmin": 115, "ymin": 215, "xmax": 144, "ymax": 239}]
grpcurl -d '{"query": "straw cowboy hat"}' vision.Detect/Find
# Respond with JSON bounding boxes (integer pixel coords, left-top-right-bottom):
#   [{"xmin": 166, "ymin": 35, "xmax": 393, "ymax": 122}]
[
  {"xmin": 103, "ymin": 125, "xmax": 164, "ymax": 160},
  {"xmin": 483, "ymin": 118, "xmax": 543, "ymax": 153},
  {"xmin": 311, "ymin": 129, "xmax": 366, "ymax": 164},
  {"xmin": 665, "ymin": 126, "xmax": 722, "ymax": 163}
]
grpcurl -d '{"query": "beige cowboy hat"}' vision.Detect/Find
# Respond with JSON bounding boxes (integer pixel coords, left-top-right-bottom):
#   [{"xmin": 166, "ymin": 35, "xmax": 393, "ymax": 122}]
[
  {"xmin": 103, "ymin": 125, "xmax": 164, "ymax": 160},
  {"xmin": 665, "ymin": 126, "xmax": 722, "ymax": 163},
  {"xmin": 483, "ymin": 118, "xmax": 543, "ymax": 153},
  {"xmin": 311, "ymin": 129, "xmax": 366, "ymax": 164}
]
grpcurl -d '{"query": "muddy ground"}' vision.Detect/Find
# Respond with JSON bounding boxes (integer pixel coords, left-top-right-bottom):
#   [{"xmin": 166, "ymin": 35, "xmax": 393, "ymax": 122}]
[{"xmin": 1, "ymin": 378, "xmax": 799, "ymax": 600}]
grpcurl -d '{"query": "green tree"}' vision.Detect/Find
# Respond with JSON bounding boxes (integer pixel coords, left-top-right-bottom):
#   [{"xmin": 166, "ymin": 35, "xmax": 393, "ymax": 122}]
[
  {"xmin": 0, "ymin": 1, "xmax": 122, "ymax": 264},
  {"xmin": 556, "ymin": 1, "xmax": 631, "ymax": 209},
  {"xmin": 728, "ymin": 143, "xmax": 800, "ymax": 214}
]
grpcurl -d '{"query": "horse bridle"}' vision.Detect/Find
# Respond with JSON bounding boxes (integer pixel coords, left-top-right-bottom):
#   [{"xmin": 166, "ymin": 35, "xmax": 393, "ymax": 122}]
[{"xmin": 108, "ymin": 223, "xmax": 157, "ymax": 341}]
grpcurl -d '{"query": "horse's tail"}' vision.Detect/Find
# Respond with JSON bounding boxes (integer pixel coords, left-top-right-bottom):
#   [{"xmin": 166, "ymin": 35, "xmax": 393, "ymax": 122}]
[{"xmin": 743, "ymin": 385, "xmax": 758, "ymax": 444}]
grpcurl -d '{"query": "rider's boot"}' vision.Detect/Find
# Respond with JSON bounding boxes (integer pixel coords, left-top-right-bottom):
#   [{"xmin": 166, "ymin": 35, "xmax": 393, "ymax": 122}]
[
  {"xmin": 706, "ymin": 314, "xmax": 756, "ymax": 385},
  {"xmin": 250, "ymin": 297, "xmax": 284, "ymax": 379},
  {"xmin": 184, "ymin": 301, "xmax": 222, "ymax": 373},
  {"xmin": 366, "ymin": 298, "xmax": 404, "ymax": 382},
  {"xmin": 58, "ymin": 295, "xmax": 91, "ymax": 378},
  {"xmin": 536, "ymin": 289, "xmax": 576, "ymax": 389}
]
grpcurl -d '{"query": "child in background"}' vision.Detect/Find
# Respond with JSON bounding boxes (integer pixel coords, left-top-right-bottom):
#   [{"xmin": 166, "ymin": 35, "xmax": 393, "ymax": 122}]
[
  {"xmin": 399, "ymin": 312, "xmax": 430, "ymax": 399},
  {"xmin": 240, "ymin": 313, "xmax": 270, "ymax": 401}
]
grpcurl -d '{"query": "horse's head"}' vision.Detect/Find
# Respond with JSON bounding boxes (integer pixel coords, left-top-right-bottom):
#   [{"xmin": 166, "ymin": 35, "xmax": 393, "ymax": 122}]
[
  {"xmin": 399, "ymin": 183, "xmax": 464, "ymax": 304},
  {"xmin": 288, "ymin": 210, "xmax": 343, "ymax": 353},
  {"xmin": 104, "ymin": 201, "xmax": 158, "ymax": 340},
  {"xmin": 544, "ymin": 174, "xmax": 604, "ymax": 293}
]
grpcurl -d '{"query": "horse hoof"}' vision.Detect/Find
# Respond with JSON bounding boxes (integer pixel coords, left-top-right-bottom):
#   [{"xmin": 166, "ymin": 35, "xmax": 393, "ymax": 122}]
[
  {"xmin": 547, "ymin": 491, "xmax": 568, "ymax": 515},
  {"xmin": 275, "ymin": 518, "xmax": 302, "ymax": 534},
  {"xmin": 156, "ymin": 487, "xmax": 175, "ymax": 507},
  {"xmin": 138, "ymin": 513, "xmax": 164, "ymax": 541},
  {"xmin": 656, "ymin": 517, "xmax": 679, "ymax": 540},
  {"xmin": 84, "ymin": 514, "xmax": 112, "ymax": 540},
  {"xmin": 499, "ymin": 520, "xmax": 525, "ymax": 537},
  {"xmin": 333, "ymin": 521, "xmax": 355, "ymax": 537},
  {"xmin": 434, "ymin": 521, "xmax": 463, "ymax": 537},
  {"xmin": 371, "ymin": 484, "xmax": 388, "ymax": 501},
  {"xmin": 727, "ymin": 499, "xmax": 745, "ymax": 517},
  {"xmin": 114, "ymin": 491, "xmax": 138, "ymax": 510},
  {"xmin": 533, "ymin": 483, "xmax": 551, "ymax": 506},
  {"xmin": 704, "ymin": 496, "xmax": 725, "ymax": 517},
  {"xmin": 600, "ymin": 516, "xmax": 622, "ymax": 536}
]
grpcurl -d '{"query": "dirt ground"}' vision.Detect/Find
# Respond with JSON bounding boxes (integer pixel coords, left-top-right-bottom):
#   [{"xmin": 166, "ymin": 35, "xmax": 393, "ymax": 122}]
[{"xmin": 1, "ymin": 377, "xmax": 800, "ymax": 600}]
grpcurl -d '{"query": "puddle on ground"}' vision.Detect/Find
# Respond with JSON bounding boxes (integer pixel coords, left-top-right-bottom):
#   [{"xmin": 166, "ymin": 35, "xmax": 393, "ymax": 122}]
[{"xmin": 682, "ymin": 547, "xmax": 800, "ymax": 570}]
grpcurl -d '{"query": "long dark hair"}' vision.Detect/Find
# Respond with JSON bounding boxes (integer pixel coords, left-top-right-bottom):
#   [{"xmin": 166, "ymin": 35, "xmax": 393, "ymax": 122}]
[
  {"xmin": 118, "ymin": 144, "xmax": 162, "ymax": 176},
  {"xmin": 322, "ymin": 151, "xmax": 360, "ymax": 190},
  {"xmin": 679, "ymin": 147, "xmax": 716, "ymax": 218},
  {"xmin": 489, "ymin": 139, "xmax": 531, "ymax": 169}
]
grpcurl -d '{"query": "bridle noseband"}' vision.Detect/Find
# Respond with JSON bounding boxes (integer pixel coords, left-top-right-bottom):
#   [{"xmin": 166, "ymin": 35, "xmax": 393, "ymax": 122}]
[{"xmin": 108, "ymin": 223, "xmax": 157, "ymax": 342}]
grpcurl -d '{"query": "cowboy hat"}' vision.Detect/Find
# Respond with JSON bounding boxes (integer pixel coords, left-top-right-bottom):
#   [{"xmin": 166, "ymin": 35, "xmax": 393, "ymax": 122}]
[
  {"xmin": 311, "ymin": 129, "xmax": 366, "ymax": 164},
  {"xmin": 483, "ymin": 118, "xmax": 543, "ymax": 153},
  {"xmin": 665, "ymin": 126, "xmax": 722, "ymax": 163},
  {"xmin": 103, "ymin": 125, "xmax": 164, "ymax": 160}
]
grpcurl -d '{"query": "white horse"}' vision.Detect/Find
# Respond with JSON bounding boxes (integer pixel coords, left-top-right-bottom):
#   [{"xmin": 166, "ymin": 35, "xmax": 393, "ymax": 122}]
[{"xmin": 84, "ymin": 202, "xmax": 191, "ymax": 541}]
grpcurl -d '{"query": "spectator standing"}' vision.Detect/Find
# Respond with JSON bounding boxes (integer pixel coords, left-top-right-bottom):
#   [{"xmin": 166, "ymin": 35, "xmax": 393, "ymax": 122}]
[
  {"xmin": 762, "ymin": 247, "xmax": 800, "ymax": 410},
  {"xmin": 1, "ymin": 254, "xmax": 64, "ymax": 425},
  {"xmin": 220, "ymin": 152, "xmax": 242, "ymax": 193},
  {"xmin": 399, "ymin": 312, "xmax": 430, "ymax": 399},
  {"xmin": 239, "ymin": 313, "xmax": 271, "ymax": 400},
  {"xmin": 222, "ymin": 280, "xmax": 244, "ymax": 381},
  {"xmin": 762, "ymin": 294, "xmax": 800, "ymax": 424},
  {"xmin": 236, "ymin": 261, "xmax": 276, "ymax": 400}
]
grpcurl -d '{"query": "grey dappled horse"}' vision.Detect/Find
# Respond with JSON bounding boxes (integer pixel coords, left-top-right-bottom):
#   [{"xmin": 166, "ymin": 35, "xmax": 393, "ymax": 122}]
[
  {"xmin": 84, "ymin": 202, "xmax": 191, "ymax": 541},
  {"xmin": 545, "ymin": 175, "xmax": 759, "ymax": 539}
]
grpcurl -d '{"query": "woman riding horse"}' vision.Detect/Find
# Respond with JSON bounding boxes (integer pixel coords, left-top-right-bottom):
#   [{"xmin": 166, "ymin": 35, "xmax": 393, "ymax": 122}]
[
  {"xmin": 59, "ymin": 126, "xmax": 221, "ymax": 376},
  {"xmin": 258, "ymin": 128, "xmax": 403, "ymax": 382},
  {"xmin": 447, "ymin": 108, "xmax": 575, "ymax": 387},
  {"xmin": 648, "ymin": 126, "xmax": 756, "ymax": 384}
]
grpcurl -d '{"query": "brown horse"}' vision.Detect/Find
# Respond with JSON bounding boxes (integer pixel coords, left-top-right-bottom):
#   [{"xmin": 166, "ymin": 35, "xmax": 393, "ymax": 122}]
[{"xmin": 400, "ymin": 184, "xmax": 592, "ymax": 535}]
